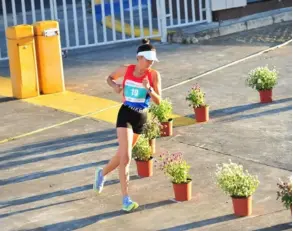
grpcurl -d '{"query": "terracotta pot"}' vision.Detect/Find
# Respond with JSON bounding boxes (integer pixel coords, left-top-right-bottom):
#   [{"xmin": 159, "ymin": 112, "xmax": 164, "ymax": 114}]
[
  {"xmin": 160, "ymin": 119, "xmax": 173, "ymax": 137},
  {"xmin": 172, "ymin": 179, "xmax": 192, "ymax": 201},
  {"xmin": 232, "ymin": 196, "xmax": 252, "ymax": 216},
  {"xmin": 135, "ymin": 157, "xmax": 153, "ymax": 177},
  {"xmin": 149, "ymin": 139, "xmax": 156, "ymax": 154},
  {"xmin": 194, "ymin": 106, "xmax": 209, "ymax": 122},
  {"xmin": 259, "ymin": 90, "xmax": 272, "ymax": 103}
]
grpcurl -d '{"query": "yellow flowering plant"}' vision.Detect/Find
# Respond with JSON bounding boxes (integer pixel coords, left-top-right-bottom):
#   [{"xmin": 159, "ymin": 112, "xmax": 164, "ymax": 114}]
[
  {"xmin": 246, "ymin": 66, "xmax": 278, "ymax": 91},
  {"xmin": 215, "ymin": 160, "xmax": 260, "ymax": 197}
]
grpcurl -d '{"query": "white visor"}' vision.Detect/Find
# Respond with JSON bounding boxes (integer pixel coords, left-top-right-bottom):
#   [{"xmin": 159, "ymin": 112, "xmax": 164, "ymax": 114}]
[{"xmin": 137, "ymin": 51, "xmax": 159, "ymax": 62}]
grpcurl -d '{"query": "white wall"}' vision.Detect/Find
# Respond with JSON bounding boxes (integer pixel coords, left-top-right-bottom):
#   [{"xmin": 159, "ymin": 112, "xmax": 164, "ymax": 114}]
[{"xmin": 211, "ymin": 0, "xmax": 247, "ymax": 11}]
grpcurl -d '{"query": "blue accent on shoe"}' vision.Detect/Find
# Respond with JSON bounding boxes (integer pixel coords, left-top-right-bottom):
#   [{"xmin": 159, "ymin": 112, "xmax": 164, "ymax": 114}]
[
  {"xmin": 122, "ymin": 196, "xmax": 139, "ymax": 212},
  {"xmin": 93, "ymin": 168, "xmax": 105, "ymax": 194},
  {"xmin": 123, "ymin": 196, "xmax": 131, "ymax": 204}
]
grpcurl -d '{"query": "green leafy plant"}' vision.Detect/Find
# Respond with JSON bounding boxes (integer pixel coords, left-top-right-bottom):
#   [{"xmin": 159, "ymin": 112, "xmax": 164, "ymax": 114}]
[
  {"xmin": 277, "ymin": 177, "xmax": 292, "ymax": 209},
  {"xmin": 215, "ymin": 160, "xmax": 260, "ymax": 198},
  {"xmin": 132, "ymin": 135, "xmax": 152, "ymax": 161},
  {"xmin": 155, "ymin": 152, "xmax": 191, "ymax": 184},
  {"xmin": 246, "ymin": 66, "xmax": 278, "ymax": 91},
  {"xmin": 149, "ymin": 98, "xmax": 173, "ymax": 122},
  {"xmin": 186, "ymin": 83, "xmax": 206, "ymax": 108},
  {"xmin": 142, "ymin": 112, "xmax": 161, "ymax": 140}
]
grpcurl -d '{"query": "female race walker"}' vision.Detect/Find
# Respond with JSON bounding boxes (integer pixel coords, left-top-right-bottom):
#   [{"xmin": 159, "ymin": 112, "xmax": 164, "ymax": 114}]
[{"xmin": 93, "ymin": 39, "xmax": 162, "ymax": 212}]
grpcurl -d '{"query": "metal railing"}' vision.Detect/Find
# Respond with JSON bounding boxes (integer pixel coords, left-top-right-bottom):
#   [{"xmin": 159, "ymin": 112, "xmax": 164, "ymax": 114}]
[
  {"xmin": 165, "ymin": 0, "xmax": 212, "ymax": 29},
  {"xmin": 0, "ymin": 0, "xmax": 211, "ymax": 61}
]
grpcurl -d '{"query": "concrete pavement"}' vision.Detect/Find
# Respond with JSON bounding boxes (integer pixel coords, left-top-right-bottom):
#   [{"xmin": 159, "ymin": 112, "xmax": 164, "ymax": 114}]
[
  {"xmin": 164, "ymin": 43, "xmax": 292, "ymax": 171},
  {"xmin": 0, "ymin": 22, "xmax": 292, "ymax": 230}
]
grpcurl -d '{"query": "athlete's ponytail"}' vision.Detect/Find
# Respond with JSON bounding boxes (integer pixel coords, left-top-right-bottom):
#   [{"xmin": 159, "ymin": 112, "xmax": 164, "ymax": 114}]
[
  {"xmin": 137, "ymin": 38, "xmax": 155, "ymax": 53},
  {"xmin": 141, "ymin": 38, "xmax": 150, "ymax": 45}
]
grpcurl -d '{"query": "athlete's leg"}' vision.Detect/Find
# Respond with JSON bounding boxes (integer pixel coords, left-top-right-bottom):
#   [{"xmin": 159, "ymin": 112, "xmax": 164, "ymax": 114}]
[
  {"xmin": 117, "ymin": 127, "xmax": 139, "ymax": 211},
  {"xmin": 117, "ymin": 127, "xmax": 133, "ymax": 197},
  {"xmin": 93, "ymin": 132, "xmax": 140, "ymax": 194},
  {"xmin": 102, "ymin": 133, "xmax": 140, "ymax": 176}
]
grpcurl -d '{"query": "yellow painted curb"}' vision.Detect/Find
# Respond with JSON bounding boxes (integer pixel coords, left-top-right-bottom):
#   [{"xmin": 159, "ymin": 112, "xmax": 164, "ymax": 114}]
[
  {"xmin": 0, "ymin": 76, "xmax": 194, "ymax": 143},
  {"xmin": 104, "ymin": 16, "xmax": 161, "ymax": 41},
  {"xmin": 25, "ymin": 91, "xmax": 119, "ymax": 116},
  {"xmin": 0, "ymin": 77, "xmax": 193, "ymax": 127},
  {"xmin": 94, "ymin": 1, "xmax": 162, "ymax": 41}
]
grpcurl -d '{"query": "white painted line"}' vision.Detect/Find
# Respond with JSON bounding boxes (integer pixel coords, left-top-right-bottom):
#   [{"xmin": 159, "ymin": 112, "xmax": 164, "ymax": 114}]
[{"xmin": 162, "ymin": 39, "xmax": 292, "ymax": 92}]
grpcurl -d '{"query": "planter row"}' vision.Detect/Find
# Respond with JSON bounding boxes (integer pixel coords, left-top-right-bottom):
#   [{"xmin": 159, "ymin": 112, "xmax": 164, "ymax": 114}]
[
  {"xmin": 135, "ymin": 158, "xmax": 255, "ymax": 216},
  {"xmin": 135, "ymin": 89, "xmax": 275, "ymax": 216}
]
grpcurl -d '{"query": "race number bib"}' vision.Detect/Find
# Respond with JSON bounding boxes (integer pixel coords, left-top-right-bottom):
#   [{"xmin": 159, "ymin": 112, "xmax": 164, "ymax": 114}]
[{"xmin": 124, "ymin": 80, "xmax": 148, "ymax": 103}]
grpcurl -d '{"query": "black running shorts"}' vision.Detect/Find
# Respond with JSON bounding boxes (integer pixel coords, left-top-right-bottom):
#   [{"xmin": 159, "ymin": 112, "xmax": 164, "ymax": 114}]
[{"xmin": 116, "ymin": 104, "xmax": 148, "ymax": 134}]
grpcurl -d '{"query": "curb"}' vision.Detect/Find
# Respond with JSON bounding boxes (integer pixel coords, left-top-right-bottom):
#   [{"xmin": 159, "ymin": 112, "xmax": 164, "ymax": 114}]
[
  {"xmin": 93, "ymin": 0, "xmax": 161, "ymax": 41},
  {"xmin": 168, "ymin": 8, "xmax": 292, "ymax": 44},
  {"xmin": 104, "ymin": 16, "xmax": 161, "ymax": 41}
]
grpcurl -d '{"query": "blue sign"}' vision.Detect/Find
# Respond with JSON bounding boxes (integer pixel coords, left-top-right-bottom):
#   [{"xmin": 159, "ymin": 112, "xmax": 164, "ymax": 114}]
[{"xmin": 95, "ymin": 0, "xmax": 149, "ymax": 21}]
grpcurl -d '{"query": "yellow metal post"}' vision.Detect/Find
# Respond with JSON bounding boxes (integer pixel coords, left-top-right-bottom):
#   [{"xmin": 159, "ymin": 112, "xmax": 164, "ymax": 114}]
[
  {"xmin": 34, "ymin": 21, "xmax": 65, "ymax": 94},
  {"xmin": 6, "ymin": 25, "xmax": 39, "ymax": 99}
]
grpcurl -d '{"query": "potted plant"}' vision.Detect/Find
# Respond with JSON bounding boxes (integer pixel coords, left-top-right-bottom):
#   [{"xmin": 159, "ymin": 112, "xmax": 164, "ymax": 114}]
[
  {"xmin": 132, "ymin": 135, "xmax": 153, "ymax": 177},
  {"xmin": 277, "ymin": 177, "xmax": 292, "ymax": 213},
  {"xmin": 246, "ymin": 66, "xmax": 278, "ymax": 103},
  {"xmin": 186, "ymin": 83, "xmax": 209, "ymax": 122},
  {"xmin": 155, "ymin": 151, "xmax": 192, "ymax": 201},
  {"xmin": 142, "ymin": 112, "xmax": 161, "ymax": 154},
  {"xmin": 215, "ymin": 160, "xmax": 260, "ymax": 217},
  {"xmin": 149, "ymin": 98, "xmax": 173, "ymax": 137}
]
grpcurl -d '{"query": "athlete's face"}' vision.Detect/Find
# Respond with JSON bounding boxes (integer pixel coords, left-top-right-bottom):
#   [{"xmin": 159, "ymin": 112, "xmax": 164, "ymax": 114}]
[{"xmin": 138, "ymin": 56, "xmax": 154, "ymax": 69}]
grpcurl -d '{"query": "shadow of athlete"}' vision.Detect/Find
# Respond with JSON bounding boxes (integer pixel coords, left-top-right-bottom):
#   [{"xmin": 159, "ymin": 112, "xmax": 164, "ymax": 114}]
[{"xmin": 93, "ymin": 38, "xmax": 162, "ymax": 212}]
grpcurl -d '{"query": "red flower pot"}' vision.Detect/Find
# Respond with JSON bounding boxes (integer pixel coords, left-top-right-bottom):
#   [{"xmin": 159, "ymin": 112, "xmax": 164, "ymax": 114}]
[
  {"xmin": 232, "ymin": 196, "xmax": 252, "ymax": 217},
  {"xmin": 172, "ymin": 179, "xmax": 192, "ymax": 201},
  {"xmin": 259, "ymin": 90, "xmax": 273, "ymax": 103},
  {"xmin": 160, "ymin": 119, "xmax": 173, "ymax": 137},
  {"xmin": 135, "ymin": 158, "xmax": 153, "ymax": 177},
  {"xmin": 194, "ymin": 106, "xmax": 209, "ymax": 122}
]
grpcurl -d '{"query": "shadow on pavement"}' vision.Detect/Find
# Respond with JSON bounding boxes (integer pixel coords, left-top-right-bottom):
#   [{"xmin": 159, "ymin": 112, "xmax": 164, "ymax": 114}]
[
  {"xmin": 158, "ymin": 214, "xmax": 237, "ymax": 231},
  {"xmin": 209, "ymin": 97, "xmax": 292, "ymax": 119},
  {"xmin": 20, "ymin": 199, "xmax": 177, "ymax": 231},
  {"xmin": 0, "ymin": 143, "xmax": 117, "ymax": 170},
  {"xmin": 0, "ymin": 198, "xmax": 85, "ymax": 219},
  {"xmin": 0, "ymin": 129, "xmax": 117, "ymax": 158},
  {"xmin": 219, "ymin": 105, "xmax": 292, "ymax": 123},
  {"xmin": 0, "ymin": 175, "xmax": 140, "ymax": 209},
  {"xmin": 253, "ymin": 223, "xmax": 292, "ymax": 231},
  {"xmin": 0, "ymin": 97, "xmax": 15, "ymax": 103},
  {"xmin": 0, "ymin": 161, "xmax": 107, "ymax": 186}
]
